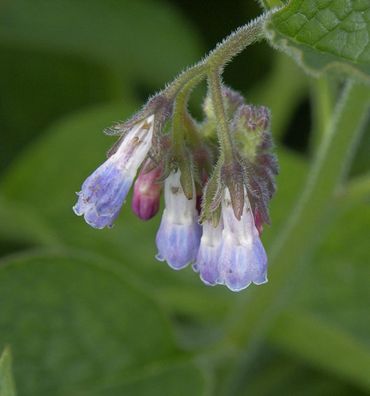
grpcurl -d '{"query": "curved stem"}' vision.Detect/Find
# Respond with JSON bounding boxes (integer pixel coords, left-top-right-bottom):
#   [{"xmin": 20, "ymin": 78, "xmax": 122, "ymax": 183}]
[
  {"xmin": 171, "ymin": 75, "xmax": 204, "ymax": 153},
  {"xmin": 163, "ymin": 14, "xmax": 267, "ymax": 99},
  {"xmin": 164, "ymin": 64, "xmax": 208, "ymax": 99},
  {"xmin": 207, "ymin": 14, "xmax": 265, "ymax": 70}
]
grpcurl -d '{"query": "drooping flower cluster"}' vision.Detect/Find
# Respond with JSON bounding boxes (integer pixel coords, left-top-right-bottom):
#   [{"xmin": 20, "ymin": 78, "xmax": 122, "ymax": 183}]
[{"xmin": 73, "ymin": 88, "xmax": 278, "ymax": 292}]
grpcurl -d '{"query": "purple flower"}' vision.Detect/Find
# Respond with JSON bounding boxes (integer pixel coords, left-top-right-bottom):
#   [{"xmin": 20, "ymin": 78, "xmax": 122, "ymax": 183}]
[
  {"xmin": 132, "ymin": 160, "xmax": 162, "ymax": 221},
  {"xmin": 193, "ymin": 220, "xmax": 223, "ymax": 286},
  {"xmin": 73, "ymin": 116, "xmax": 154, "ymax": 228},
  {"xmin": 156, "ymin": 170, "xmax": 201, "ymax": 270},
  {"xmin": 218, "ymin": 188, "xmax": 267, "ymax": 291}
]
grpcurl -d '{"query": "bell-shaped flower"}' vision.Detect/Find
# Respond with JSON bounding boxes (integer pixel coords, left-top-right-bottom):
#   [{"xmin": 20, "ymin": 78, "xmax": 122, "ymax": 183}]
[
  {"xmin": 156, "ymin": 170, "xmax": 201, "ymax": 270},
  {"xmin": 193, "ymin": 220, "xmax": 223, "ymax": 286},
  {"xmin": 73, "ymin": 115, "xmax": 154, "ymax": 228},
  {"xmin": 218, "ymin": 188, "xmax": 267, "ymax": 291}
]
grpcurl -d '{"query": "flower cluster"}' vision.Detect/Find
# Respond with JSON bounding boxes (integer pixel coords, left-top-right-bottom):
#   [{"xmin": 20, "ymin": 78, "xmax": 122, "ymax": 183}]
[{"xmin": 73, "ymin": 87, "xmax": 277, "ymax": 292}]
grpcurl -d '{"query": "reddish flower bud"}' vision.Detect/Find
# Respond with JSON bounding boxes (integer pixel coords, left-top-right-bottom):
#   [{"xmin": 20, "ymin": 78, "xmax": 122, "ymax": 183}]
[
  {"xmin": 253, "ymin": 209, "xmax": 264, "ymax": 236},
  {"xmin": 132, "ymin": 162, "xmax": 162, "ymax": 220}
]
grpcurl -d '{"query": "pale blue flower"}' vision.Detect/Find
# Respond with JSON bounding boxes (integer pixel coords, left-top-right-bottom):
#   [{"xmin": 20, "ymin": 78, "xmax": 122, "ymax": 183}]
[
  {"xmin": 156, "ymin": 170, "xmax": 201, "ymax": 269},
  {"xmin": 218, "ymin": 189, "xmax": 267, "ymax": 291},
  {"xmin": 193, "ymin": 220, "xmax": 223, "ymax": 286},
  {"xmin": 73, "ymin": 116, "xmax": 154, "ymax": 228}
]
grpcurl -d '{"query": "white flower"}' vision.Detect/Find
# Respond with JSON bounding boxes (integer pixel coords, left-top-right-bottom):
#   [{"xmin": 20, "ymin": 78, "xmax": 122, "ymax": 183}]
[
  {"xmin": 218, "ymin": 188, "xmax": 267, "ymax": 291},
  {"xmin": 156, "ymin": 170, "xmax": 201, "ymax": 269}
]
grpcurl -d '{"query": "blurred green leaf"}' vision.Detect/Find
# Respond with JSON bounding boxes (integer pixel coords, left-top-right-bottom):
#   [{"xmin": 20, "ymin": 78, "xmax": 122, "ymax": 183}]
[
  {"xmin": 0, "ymin": 0, "xmax": 202, "ymax": 87},
  {"xmin": 0, "ymin": 252, "xmax": 206, "ymax": 395},
  {"xmin": 298, "ymin": 203, "xmax": 370, "ymax": 341},
  {"xmin": 262, "ymin": 147, "xmax": 307, "ymax": 246},
  {"xmin": 265, "ymin": 198, "xmax": 370, "ymax": 391},
  {"xmin": 351, "ymin": 122, "xmax": 370, "ymax": 176},
  {"xmin": 269, "ymin": 311, "xmax": 370, "ymax": 391},
  {"xmin": 0, "ymin": 48, "xmax": 115, "ymax": 172},
  {"xmin": 239, "ymin": 346, "xmax": 368, "ymax": 396},
  {"xmin": 265, "ymin": 0, "xmax": 370, "ymax": 81},
  {"xmin": 0, "ymin": 347, "xmax": 16, "ymax": 396},
  {"xmin": 0, "ymin": 195, "xmax": 59, "ymax": 249},
  {"xmin": 249, "ymin": 53, "xmax": 308, "ymax": 140},
  {"xmin": 0, "ymin": 0, "xmax": 202, "ymax": 172}
]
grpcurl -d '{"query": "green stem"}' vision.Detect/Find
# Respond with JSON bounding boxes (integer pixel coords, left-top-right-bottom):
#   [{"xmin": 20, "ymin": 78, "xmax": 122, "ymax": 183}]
[
  {"xmin": 163, "ymin": 15, "xmax": 266, "ymax": 99},
  {"xmin": 164, "ymin": 64, "xmax": 207, "ymax": 99},
  {"xmin": 208, "ymin": 71, "xmax": 234, "ymax": 162},
  {"xmin": 206, "ymin": 15, "xmax": 265, "ymax": 70},
  {"xmin": 310, "ymin": 76, "xmax": 336, "ymax": 152},
  {"xmin": 171, "ymin": 74, "xmax": 205, "ymax": 152},
  {"xmin": 218, "ymin": 81, "xmax": 370, "ymax": 394}
]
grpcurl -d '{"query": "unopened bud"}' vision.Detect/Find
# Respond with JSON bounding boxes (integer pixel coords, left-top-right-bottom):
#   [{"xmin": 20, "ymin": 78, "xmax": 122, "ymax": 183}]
[
  {"xmin": 232, "ymin": 104, "xmax": 271, "ymax": 162},
  {"xmin": 132, "ymin": 161, "xmax": 162, "ymax": 221}
]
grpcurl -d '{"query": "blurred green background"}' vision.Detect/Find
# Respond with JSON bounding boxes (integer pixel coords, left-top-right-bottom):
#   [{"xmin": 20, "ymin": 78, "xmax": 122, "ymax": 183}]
[{"xmin": 0, "ymin": 1, "xmax": 369, "ymax": 395}]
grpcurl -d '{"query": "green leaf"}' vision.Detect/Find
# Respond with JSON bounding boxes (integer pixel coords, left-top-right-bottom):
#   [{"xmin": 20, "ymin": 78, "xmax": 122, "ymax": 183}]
[
  {"xmin": 0, "ymin": 195, "xmax": 60, "ymax": 249},
  {"xmin": 265, "ymin": 0, "xmax": 370, "ymax": 81},
  {"xmin": 0, "ymin": 0, "xmax": 202, "ymax": 172},
  {"xmin": 258, "ymin": 0, "xmax": 285, "ymax": 10},
  {"xmin": 351, "ymin": 121, "xmax": 370, "ymax": 176},
  {"xmin": 266, "ymin": 196, "xmax": 370, "ymax": 391},
  {"xmin": 249, "ymin": 53, "xmax": 308, "ymax": 140},
  {"xmin": 262, "ymin": 147, "xmax": 307, "ymax": 247},
  {"xmin": 0, "ymin": 48, "xmax": 115, "ymax": 173},
  {"xmin": 239, "ymin": 346, "xmax": 368, "ymax": 396},
  {"xmin": 0, "ymin": 252, "xmax": 206, "ymax": 395},
  {"xmin": 0, "ymin": 0, "xmax": 202, "ymax": 87},
  {"xmin": 0, "ymin": 347, "xmax": 16, "ymax": 396},
  {"xmin": 269, "ymin": 311, "xmax": 370, "ymax": 391},
  {"xmin": 298, "ymin": 204, "xmax": 370, "ymax": 341}
]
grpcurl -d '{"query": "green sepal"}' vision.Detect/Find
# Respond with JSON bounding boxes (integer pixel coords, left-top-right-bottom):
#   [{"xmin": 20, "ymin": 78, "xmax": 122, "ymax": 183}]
[
  {"xmin": 179, "ymin": 155, "xmax": 195, "ymax": 200},
  {"xmin": 200, "ymin": 161, "xmax": 223, "ymax": 222}
]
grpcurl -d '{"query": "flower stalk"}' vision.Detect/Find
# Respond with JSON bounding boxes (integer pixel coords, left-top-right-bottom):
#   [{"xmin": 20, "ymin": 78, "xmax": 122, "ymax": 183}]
[
  {"xmin": 163, "ymin": 15, "xmax": 266, "ymax": 100},
  {"xmin": 207, "ymin": 70, "xmax": 234, "ymax": 162}
]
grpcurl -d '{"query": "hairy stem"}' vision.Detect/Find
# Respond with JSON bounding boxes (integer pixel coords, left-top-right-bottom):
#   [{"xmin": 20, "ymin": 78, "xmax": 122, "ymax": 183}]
[
  {"xmin": 164, "ymin": 15, "xmax": 266, "ymax": 99},
  {"xmin": 207, "ymin": 14, "xmax": 265, "ymax": 70},
  {"xmin": 208, "ymin": 71, "xmax": 234, "ymax": 162}
]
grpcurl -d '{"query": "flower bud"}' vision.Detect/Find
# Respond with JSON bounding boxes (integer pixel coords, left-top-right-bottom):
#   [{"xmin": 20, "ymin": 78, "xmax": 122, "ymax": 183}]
[
  {"xmin": 132, "ymin": 160, "xmax": 162, "ymax": 221},
  {"xmin": 253, "ymin": 208, "xmax": 264, "ymax": 236},
  {"xmin": 232, "ymin": 105, "xmax": 271, "ymax": 162}
]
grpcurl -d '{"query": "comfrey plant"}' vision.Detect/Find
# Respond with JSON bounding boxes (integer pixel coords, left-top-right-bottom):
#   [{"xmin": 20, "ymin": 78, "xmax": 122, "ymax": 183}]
[{"xmin": 73, "ymin": 16, "xmax": 278, "ymax": 291}]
